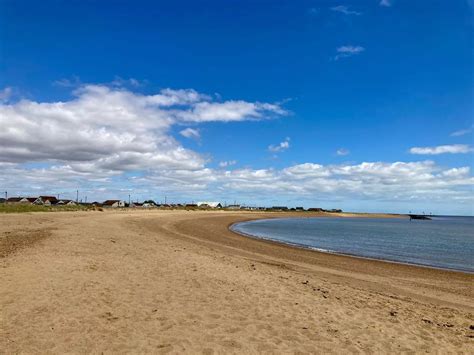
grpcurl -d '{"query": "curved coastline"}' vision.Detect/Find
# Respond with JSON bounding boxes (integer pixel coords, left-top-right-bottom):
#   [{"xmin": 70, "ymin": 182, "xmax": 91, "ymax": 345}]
[{"xmin": 229, "ymin": 218, "xmax": 474, "ymax": 275}]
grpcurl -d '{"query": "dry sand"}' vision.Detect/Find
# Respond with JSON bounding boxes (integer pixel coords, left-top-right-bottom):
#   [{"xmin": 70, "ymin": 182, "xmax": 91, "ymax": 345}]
[{"xmin": 1, "ymin": 210, "xmax": 473, "ymax": 353}]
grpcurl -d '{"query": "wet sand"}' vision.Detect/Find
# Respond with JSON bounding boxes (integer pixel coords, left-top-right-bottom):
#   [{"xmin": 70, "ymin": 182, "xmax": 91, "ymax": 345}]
[{"xmin": 1, "ymin": 210, "xmax": 473, "ymax": 353}]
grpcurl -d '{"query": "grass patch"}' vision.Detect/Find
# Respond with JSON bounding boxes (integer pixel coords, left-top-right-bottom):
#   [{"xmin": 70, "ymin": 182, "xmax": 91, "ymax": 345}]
[{"xmin": 0, "ymin": 204, "xmax": 92, "ymax": 213}]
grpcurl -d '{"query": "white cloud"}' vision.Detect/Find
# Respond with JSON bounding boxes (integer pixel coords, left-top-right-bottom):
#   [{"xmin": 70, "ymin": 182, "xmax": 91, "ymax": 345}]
[
  {"xmin": 336, "ymin": 148, "xmax": 350, "ymax": 156},
  {"xmin": 330, "ymin": 5, "xmax": 361, "ymax": 15},
  {"xmin": 410, "ymin": 144, "xmax": 472, "ymax": 155},
  {"xmin": 180, "ymin": 128, "xmax": 200, "ymax": 140},
  {"xmin": 1, "ymin": 159, "xmax": 472, "ymax": 208},
  {"xmin": 334, "ymin": 45, "xmax": 365, "ymax": 60},
  {"xmin": 106, "ymin": 160, "xmax": 473, "ymax": 205},
  {"xmin": 268, "ymin": 137, "xmax": 291, "ymax": 153},
  {"xmin": 450, "ymin": 126, "xmax": 473, "ymax": 137},
  {"xmin": 0, "ymin": 85, "xmax": 285, "ymax": 172},
  {"xmin": 219, "ymin": 160, "xmax": 237, "ymax": 168},
  {"xmin": 379, "ymin": 0, "xmax": 392, "ymax": 7},
  {"xmin": 0, "ymin": 83, "xmax": 472, "ymax": 211}
]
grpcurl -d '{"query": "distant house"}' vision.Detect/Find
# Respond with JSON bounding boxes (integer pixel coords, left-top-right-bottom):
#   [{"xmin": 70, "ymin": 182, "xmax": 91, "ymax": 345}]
[
  {"xmin": 56, "ymin": 199, "xmax": 77, "ymax": 206},
  {"xmin": 142, "ymin": 202, "xmax": 155, "ymax": 208},
  {"xmin": 7, "ymin": 197, "xmax": 41, "ymax": 204},
  {"xmin": 271, "ymin": 206, "xmax": 289, "ymax": 211},
  {"xmin": 142, "ymin": 200, "xmax": 156, "ymax": 208},
  {"xmin": 295, "ymin": 207, "xmax": 305, "ymax": 211},
  {"xmin": 130, "ymin": 202, "xmax": 143, "ymax": 208},
  {"xmin": 18, "ymin": 197, "xmax": 41, "ymax": 204},
  {"xmin": 6, "ymin": 197, "xmax": 23, "ymax": 203},
  {"xmin": 308, "ymin": 208, "xmax": 323, "ymax": 212},
  {"xmin": 226, "ymin": 204, "xmax": 240, "ymax": 210},
  {"xmin": 40, "ymin": 196, "xmax": 59, "ymax": 206},
  {"xmin": 197, "ymin": 201, "xmax": 222, "ymax": 209},
  {"xmin": 185, "ymin": 203, "xmax": 198, "ymax": 209},
  {"xmin": 103, "ymin": 200, "xmax": 126, "ymax": 208}
]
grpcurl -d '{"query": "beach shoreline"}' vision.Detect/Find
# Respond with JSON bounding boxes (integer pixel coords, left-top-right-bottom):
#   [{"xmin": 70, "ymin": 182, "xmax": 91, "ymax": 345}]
[
  {"xmin": 229, "ymin": 218, "xmax": 474, "ymax": 275},
  {"xmin": 1, "ymin": 210, "xmax": 473, "ymax": 353}
]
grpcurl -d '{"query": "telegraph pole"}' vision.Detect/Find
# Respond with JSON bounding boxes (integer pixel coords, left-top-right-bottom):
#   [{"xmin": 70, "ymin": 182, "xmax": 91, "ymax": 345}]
[
  {"xmin": 76, "ymin": 190, "xmax": 79, "ymax": 203},
  {"xmin": 128, "ymin": 194, "xmax": 131, "ymax": 205}
]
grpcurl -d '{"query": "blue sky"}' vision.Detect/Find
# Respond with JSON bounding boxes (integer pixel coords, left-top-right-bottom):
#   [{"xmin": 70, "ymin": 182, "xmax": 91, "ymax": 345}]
[{"xmin": 0, "ymin": 0, "xmax": 473, "ymax": 214}]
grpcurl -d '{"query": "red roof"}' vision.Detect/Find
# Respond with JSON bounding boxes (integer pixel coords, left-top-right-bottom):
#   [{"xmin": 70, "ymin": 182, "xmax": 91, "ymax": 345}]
[
  {"xmin": 40, "ymin": 196, "xmax": 58, "ymax": 202},
  {"xmin": 7, "ymin": 197, "xmax": 23, "ymax": 202}
]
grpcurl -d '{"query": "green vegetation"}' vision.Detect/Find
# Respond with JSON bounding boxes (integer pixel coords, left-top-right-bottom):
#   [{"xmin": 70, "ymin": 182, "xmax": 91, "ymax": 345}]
[{"xmin": 0, "ymin": 204, "xmax": 92, "ymax": 213}]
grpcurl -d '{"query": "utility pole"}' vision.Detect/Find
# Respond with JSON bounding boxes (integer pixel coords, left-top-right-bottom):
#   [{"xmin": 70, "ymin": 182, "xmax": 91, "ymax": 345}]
[
  {"xmin": 4, "ymin": 191, "xmax": 7, "ymax": 200},
  {"xmin": 76, "ymin": 190, "xmax": 79, "ymax": 203},
  {"xmin": 165, "ymin": 196, "xmax": 167, "ymax": 204},
  {"xmin": 128, "ymin": 194, "xmax": 131, "ymax": 205}
]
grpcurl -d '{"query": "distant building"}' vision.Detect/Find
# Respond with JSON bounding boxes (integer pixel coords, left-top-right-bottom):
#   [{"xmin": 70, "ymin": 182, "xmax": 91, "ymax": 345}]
[
  {"xmin": 103, "ymin": 200, "xmax": 126, "ymax": 208},
  {"xmin": 308, "ymin": 208, "xmax": 323, "ymax": 212},
  {"xmin": 271, "ymin": 206, "xmax": 289, "ymax": 211},
  {"xmin": 197, "ymin": 201, "xmax": 222, "ymax": 208},
  {"xmin": 142, "ymin": 202, "xmax": 156, "ymax": 208},
  {"xmin": 295, "ymin": 207, "xmax": 305, "ymax": 211},
  {"xmin": 226, "ymin": 204, "xmax": 240, "ymax": 210},
  {"xmin": 25, "ymin": 197, "xmax": 42, "ymax": 204},
  {"xmin": 7, "ymin": 197, "xmax": 42, "ymax": 204},
  {"xmin": 40, "ymin": 196, "xmax": 59, "ymax": 206},
  {"xmin": 56, "ymin": 199, "xmax": 77, "ymax": 206},
  {"xmin": 6, "ymin": 197, "xmax": 24, "ymax": 203}
]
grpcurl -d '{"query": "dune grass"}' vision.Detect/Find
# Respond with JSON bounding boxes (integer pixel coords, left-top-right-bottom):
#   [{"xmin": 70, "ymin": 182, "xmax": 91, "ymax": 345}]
[{"xmin": 0, "ymin": 204, "xmax": 91, "ymax": 213}]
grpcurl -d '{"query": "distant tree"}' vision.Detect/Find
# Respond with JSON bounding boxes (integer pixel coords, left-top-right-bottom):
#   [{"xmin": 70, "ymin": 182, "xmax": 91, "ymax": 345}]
[{"xmin": 144, "ymin": 200, "xmax": 156, "ymax": 204}]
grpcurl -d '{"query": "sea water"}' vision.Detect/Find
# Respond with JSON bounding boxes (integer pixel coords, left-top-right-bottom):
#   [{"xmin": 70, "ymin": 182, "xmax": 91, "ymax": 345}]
[{"xmin": 231, "ymin": 216, "xmax": 474, "ymax": 273}]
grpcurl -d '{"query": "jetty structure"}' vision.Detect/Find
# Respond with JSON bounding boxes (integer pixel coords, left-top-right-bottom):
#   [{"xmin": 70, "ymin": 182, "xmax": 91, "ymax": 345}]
[{"xmin": 408, "ymin": 214, "xmax": 432, "ymax": 221}]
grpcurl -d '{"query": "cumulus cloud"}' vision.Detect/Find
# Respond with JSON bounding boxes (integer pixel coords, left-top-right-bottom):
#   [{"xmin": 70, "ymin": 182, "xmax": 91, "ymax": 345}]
[
  {"xmin": 1, "ymin": 83, "xmax": 472, "ymax": 210},
  {"xmin": 219, "ymin": 160, "xmax": 237, "ymax": 168},
  {"xmin": 268, "ymin": 137, "xmax": 291, "ymax": 153},
  {"xmin": 78, "ymin": 160, "xmax": 472, "ymax": 205},
  {"xmin": 330, "ymin": 5, "xmax": 361, "ymax": 15},
  {"xmin": 450, "ymin": 126, "xmax": 473, "ymax": 137},
  {"xmin": 409, "ymin": 144, "xmax": 472, "ymax": 155},
  {"xmin": 180, "ymin": 128, "xmax": 200, "ymax": 140},
  {"xmin": 334, "ymin": 45, "xmax": 365, "ymax": 60},
  {"xmin": 0, "ymin": 85, "xmax": 285, "ymax": 172},
  {"xmin": 379, "ymin": 0, "xmax": 392, "ymax": 7},
  {"xmin": 336, "ymin": 148, "xmax": 350, "ymax": 156}
]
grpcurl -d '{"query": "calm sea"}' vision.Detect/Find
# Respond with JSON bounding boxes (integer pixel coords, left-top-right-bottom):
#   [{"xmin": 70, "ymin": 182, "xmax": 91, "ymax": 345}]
[{"xmin": 231, "ymin": 216, "xmax": 474, "ymax": 273}]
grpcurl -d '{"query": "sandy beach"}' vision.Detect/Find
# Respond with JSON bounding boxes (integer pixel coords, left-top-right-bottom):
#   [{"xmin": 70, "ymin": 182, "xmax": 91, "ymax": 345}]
[{"xmin": 1, "ymin": 210, "xmax": 473, "ymax": 353}]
